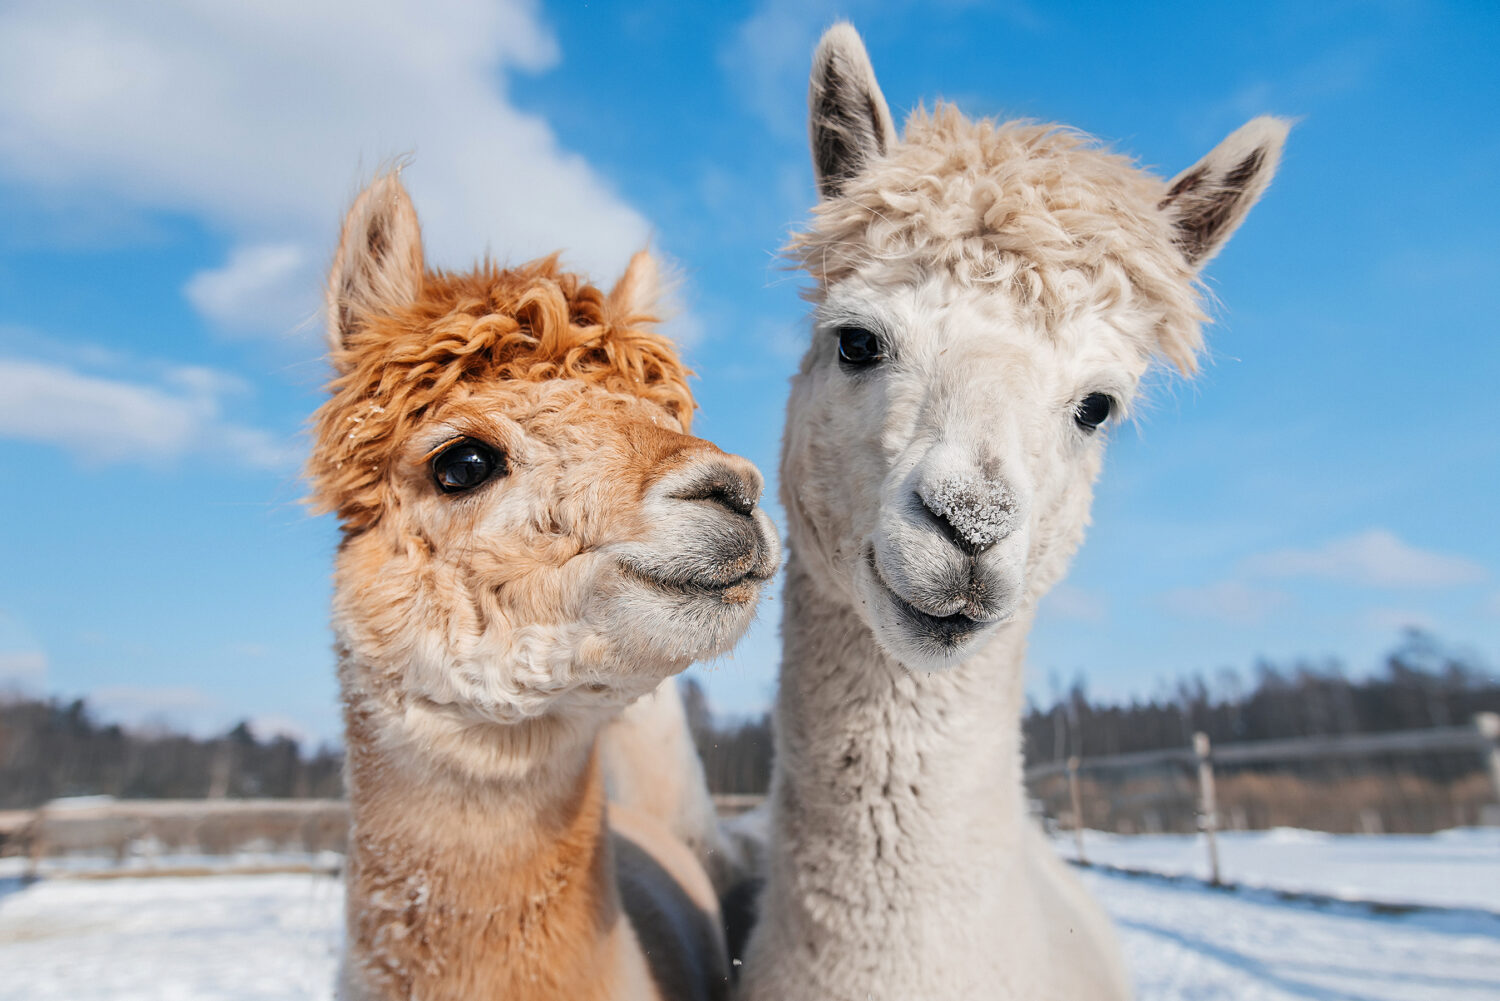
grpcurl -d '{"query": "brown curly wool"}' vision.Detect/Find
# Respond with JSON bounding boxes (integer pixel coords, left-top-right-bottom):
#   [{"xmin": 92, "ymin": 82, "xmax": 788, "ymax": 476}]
[{"xmin": 308, "ymin": 256, "xmax": 694, "ymax": 533}]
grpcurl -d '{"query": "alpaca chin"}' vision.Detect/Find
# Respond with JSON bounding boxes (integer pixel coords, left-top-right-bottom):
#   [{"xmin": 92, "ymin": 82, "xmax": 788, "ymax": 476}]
[
  {"xmin": 594, "ymin": 571, "xmax": 774, "ymax": 676},
  {"xmin": 607, "ymin": 588, "xmax": 766, "ymax": 664},
  {"xmin": 855, "ymin": 509, "xmax": 1030, "ymax": 670},
  {"xmin": 854, "ymin": 548, "xmax": 1021, "ymax": 671}
]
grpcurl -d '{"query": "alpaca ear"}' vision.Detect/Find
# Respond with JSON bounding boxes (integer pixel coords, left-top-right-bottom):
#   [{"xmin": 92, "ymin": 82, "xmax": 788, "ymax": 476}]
[
  {"xmin": 809, "ymin": 22, "xmax": 898, "ymax": 200},
  {"xmin": 1160, "ymin": 116, "xmax": 1290, "ymax": 269},
  {"xmin": 327, "ymin": 172, "xmax": 424, "ymax": 359},
  {"xmin": 608, "ymin": 250, "xmax": 661, "ymax": 322}
]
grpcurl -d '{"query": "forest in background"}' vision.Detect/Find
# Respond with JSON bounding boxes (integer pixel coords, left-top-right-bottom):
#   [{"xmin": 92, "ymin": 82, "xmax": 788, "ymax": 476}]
[
  {"xmin": 1, "ymin": 630, "xmax": 1495, "ymax": 809},
  {"xmin": 688, "ymin": 629, "xmax": 1499, "ymax": 797},
  {"xmin": 0, "ymin": 703, "xmax": 343, "ymax": 809}
]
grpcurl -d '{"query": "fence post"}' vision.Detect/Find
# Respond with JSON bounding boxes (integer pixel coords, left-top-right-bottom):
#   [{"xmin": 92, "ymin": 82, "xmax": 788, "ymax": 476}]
[
  {"xmin": 24, "ymin": 807, "xmax": 44, "ymax": 881},
  {"xmin": 1477, "ymin": 713, "xmax": 1500, "ymax": 807},
  {"xmin": 1067, "ymin": 755, "xmax": 1087, "ymax": 865},
  {"xmin": 208, "ymin": 741, "xmax": 232, "ymax": 799},
  {"xmin": 1193, "ymin": 732, "xmax": 1222, "ymax": 886}
]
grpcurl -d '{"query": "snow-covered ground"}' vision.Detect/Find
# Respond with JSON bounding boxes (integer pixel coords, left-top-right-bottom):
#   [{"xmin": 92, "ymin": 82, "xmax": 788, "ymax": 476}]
[
  {"xmin": 1081, "ymin": 868, "xmax": 1500, "ymax": 1001},
  {"xmin": 2, "ymin": 830, "xmax": 1497, "ymax": 1000},
  {"xmin": 0, "ymin": 873, "xmax": 342, "ymax": 1001},
  {"xmin": 0, "ymin": 850, "xmax": 343, "ymax": 880},
  {"xmin": 1055, "ymin": 826, "xmax": 1500, "ymax": 911}
]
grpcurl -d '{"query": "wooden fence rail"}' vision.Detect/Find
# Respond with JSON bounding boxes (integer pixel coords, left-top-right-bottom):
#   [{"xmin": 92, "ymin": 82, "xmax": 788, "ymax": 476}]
[
  {"xmin": 1030, "ymin": 713, "xmax": 1500, "ymax": 881},
  {"xmin": 9, "ymin": 719, "xmax": 1497, "ymax": 882},
  {"xmin": 4, "ymin": 794, "xmax": 773, "ymax": 872}
]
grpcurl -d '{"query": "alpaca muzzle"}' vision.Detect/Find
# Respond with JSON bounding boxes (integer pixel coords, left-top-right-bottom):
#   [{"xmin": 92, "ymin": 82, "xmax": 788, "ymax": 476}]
[{"xmin": 624, "ymin": 454, "xmax": 781, "ymax": 602}]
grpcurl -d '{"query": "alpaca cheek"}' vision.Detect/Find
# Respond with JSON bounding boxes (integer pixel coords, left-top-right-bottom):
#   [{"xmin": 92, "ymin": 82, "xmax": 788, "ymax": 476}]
[
  {"xmin": 335, "ymin": 547, "xmax": 429, "ymax": 664},
  {"xmin": 1028, "ymin": 469, "xmax": 1098, "ymax": 596},
  {"xmin": 786, "ymin": 413, "xmax": 849, "ymax": 547}
]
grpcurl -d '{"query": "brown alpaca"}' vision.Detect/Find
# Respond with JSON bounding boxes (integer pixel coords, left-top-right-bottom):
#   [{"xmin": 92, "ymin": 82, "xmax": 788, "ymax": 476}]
[{"xmin": 308, "ymin": 173, "xmax": 779, "ymax": 1001}]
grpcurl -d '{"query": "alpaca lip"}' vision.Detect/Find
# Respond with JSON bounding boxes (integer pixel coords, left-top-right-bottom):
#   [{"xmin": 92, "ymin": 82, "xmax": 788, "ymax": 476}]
[
  {"xmin": 620, "ymin": 559, "xmax": 771, "ymax": 605},
  {"xmin": 866, "ymin": 549, "xmax": 989, "ymax": 647}
]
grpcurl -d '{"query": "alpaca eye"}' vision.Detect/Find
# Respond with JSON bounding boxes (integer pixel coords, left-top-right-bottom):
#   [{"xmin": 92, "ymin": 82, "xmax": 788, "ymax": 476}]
[
  {"xmin": 837, "ymin": 326, "xmax": 883, "ymax": 367},
  {"xmin": 1074, "ymin": 393, "xmax": 1114, "ymax": 432},
  {"xmin": 431, "ymin": 439, "xmax": 505, "ymax": 494}
]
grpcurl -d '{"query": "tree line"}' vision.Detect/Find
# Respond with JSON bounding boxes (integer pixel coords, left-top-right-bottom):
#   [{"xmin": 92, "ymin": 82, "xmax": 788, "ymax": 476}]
[
  {"xmin": 0, "ymin": 699, "xmax": 343, "ymax": 810},
  {"xmin": 2, "ymin": 630, "xmax": 1494, "ymax": 808},
  {"xmin": 1022, "ymin": 629, "xmax": 1499, "ymax": 765},
  {"xmin": 685, "ymin": 629, "xmax": 1499, "ymax": 794}
]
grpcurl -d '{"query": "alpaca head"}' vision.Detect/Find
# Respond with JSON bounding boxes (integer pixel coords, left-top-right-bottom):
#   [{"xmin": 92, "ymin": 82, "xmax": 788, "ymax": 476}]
[
  {"xmin": 309, "ymin": 174, "xmax": 778, "ymax": 761},
  {"xmin": 783, "ymin": 24, "xmax": 1286, "ymax": 671}
]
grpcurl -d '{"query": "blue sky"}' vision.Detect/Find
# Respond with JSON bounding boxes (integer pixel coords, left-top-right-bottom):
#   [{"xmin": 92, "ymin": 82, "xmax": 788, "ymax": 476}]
[{"xmin": 1, "ymin": 0, "xmax": 1496, "ymax": 744}]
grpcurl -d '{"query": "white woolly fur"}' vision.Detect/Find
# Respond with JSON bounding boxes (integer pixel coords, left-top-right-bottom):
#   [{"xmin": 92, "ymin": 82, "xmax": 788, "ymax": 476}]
[{"xmin": 737, "ymin": 22, "xmax": 1287, "ymax": 1001}]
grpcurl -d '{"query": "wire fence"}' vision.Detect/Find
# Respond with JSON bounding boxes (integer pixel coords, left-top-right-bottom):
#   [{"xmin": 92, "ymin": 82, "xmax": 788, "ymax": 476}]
[
  {"xmin": 1024, "ymin": 713, "xmax": 1500, "ymax": 884},
  {"xmin": 2, "ymin": 798, "xmax": 347, "ymax": 878},
  {"xmin": 1, "ymin": 794, "xmax": 765, "ymax": 878},
  {"xmin": 8, "ymin": 717, "xmax": 1498, "ymax": 888}
]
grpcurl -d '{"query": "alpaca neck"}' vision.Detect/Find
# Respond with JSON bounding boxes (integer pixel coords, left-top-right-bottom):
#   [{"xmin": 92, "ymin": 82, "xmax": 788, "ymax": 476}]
[
  {"xmin": 748, "ymin": 552, "xmax": 1042, "ymax": 995},
  {"xmin": 776, "ymin": 547, "xmax": 1033, "ymax": 822},
  {"xmin": 340, "ymin": 670, "xmax": 629, "ymax": 1001}
]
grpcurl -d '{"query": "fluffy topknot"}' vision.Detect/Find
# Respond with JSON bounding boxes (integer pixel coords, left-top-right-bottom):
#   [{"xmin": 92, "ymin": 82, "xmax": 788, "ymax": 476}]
[
  {"xmin": 308, "ymin": 256, "xmax": 694, "ymax": 533},
  {"xmin": 791, "ymin": 104, "xmax": 1209, "ymax": 372}
]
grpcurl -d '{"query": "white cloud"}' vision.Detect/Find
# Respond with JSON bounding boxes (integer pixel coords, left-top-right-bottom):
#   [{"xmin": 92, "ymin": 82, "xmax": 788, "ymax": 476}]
[
  {"xmin": 183, "ymin": 243, "xmax": 319, "ymax": 339},
  {"xmin": 1244, "ymin": 529, "xmax": 1487, "ymax": 590},
  {"xmin": 1042, "ymin": 584, "xmax": 1108, "ymax": 623},
  {"xmin": 0, "ymin": 0, "xmax": 655, "ymax": 335},
  {"xmin": 0, "ymin": 651, "xmax": 47, "ymax": 689},
  {"xmin": 1161, "ymin": 579, "xmax": 1288, "ymax": 626},
  {"xmin": 0, "ymin": 357, "xmax": 296, "ymax": 468}
]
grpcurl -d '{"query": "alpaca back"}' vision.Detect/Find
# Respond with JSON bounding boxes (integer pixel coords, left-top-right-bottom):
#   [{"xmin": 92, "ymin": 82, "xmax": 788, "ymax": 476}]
[
  {"xmin": 612, "ymin": 804, "xmax": 731, "ymax": 1001},
  {"xmin": 601, "ymin": 678, "xmax": 748, "ymax": 893}
]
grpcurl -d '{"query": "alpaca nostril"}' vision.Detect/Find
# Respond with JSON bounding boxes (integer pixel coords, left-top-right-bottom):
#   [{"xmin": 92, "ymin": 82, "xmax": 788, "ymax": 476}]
[
  {"xmin": 920, "ymin": 496, "xmax": 990, "ymax": 555},
  {"xmin": 698, "ymin": 484, "xmax": 753, "ymax": 516},
  {"xmin": 917, "ymin": 474, "xmax": 1020, "ymax": 554},
  {"xmin": 670, "ymin": 463, "xmax": 760, "ymax": 516}
]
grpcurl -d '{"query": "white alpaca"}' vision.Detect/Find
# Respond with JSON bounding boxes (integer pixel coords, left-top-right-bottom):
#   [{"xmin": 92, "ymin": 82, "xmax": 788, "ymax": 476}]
[{"xmin": 737, "ymin": 24, "xmax": 1287, "ymax": 1001}]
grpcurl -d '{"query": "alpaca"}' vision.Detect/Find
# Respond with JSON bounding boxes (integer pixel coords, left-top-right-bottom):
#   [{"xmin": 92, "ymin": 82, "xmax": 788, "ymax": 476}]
[
  {"xmin": 737, "ymin": 24, "xmax": 1287, "ymax": 1000},
  {"xmin": 599, "ymin": 675, "xmax": 748, "ymax": 894},
  {"xmin": 308, "ymin": 173, "xmax": 780, "ymax": 1001}
]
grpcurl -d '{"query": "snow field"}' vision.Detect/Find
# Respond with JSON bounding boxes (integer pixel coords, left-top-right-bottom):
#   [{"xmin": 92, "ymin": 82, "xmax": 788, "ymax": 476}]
[
  {"xmin": 0, "ymin": 873, "xmax": 341, "ymax": 1001},
  {"xmin": 1, "ymin": 830, "xmax": 1496, "ymax": 1000},
  {"xmin": 1056, "ymin": 826, "xmax": 1500, "ymax": 911},
  {"xmin": 1084, "ymin": 870, "xmax": 1500, "ymax": 1001}
]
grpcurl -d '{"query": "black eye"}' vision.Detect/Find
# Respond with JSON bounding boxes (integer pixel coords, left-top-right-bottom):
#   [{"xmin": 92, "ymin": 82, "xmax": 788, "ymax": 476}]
[
  {"xmin": 1074, "ymin": 393, "xmax": 1114, "ymax": 432},
  {"xmin": 431, "ymin": 439, "xmax": 505, "ymax": 494},
  {"xmin": 837, "ymin": 326, "xmax": 883, "ymax": 367}
]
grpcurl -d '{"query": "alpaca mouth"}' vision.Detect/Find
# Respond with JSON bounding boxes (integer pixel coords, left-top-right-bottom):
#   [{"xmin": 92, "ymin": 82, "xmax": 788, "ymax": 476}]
[
  {"xmin": 865, "ymin": 549, "xmax": 990, "ymax": 648},
  {"xmin": 618, "ymin": 508, "xmax": 779, "ymax": 609},
  {"xmin": 620, "ymin": 560, "xmax": 773, "ymax": 607}
]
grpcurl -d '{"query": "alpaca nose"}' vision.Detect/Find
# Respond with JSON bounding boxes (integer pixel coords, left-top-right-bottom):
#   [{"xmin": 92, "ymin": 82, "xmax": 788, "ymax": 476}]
[
  {"xmin": 917, "ymin": 472, "xmax": 1020, "ymax": 554},
  {"xmin": 667, "ymin": 453, "xmax": 764, "ymax": 518},
  {"xmin": 643, "ymin": 447, "xmax": 779, "ymax": 590}
]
